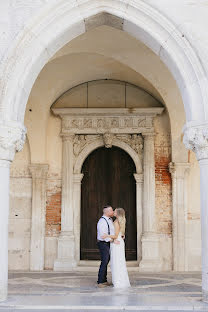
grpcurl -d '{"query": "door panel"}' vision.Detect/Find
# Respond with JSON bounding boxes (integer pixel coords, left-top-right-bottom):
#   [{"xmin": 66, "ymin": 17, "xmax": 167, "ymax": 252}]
[{"xmin": 80, "ymin": 146, "xmax": 137, "ymax": 260}]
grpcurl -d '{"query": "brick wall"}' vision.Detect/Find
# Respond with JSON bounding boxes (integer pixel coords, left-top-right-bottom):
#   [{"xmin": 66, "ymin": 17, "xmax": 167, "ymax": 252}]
[
  {"xmin": 46, "ymin": 180, "xmax": 61, "ymax": 237},
  {"xmin": 155, "ymin": 133, "xmax": 172, "ymax": 234}
]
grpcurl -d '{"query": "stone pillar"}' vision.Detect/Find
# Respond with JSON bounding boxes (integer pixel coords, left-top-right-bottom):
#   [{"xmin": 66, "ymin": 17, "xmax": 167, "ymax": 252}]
[
  {"xmin": 139, "ymin": 133, "xmax": 161, "ymax": 271},
  {"xmin": 134, "ymin": 173, "xmax": 143, "ymax": 263},
  {"xmin": 73, "ymin": 174, "xmax": 83, "ymax": 263},
  {"xmin": 54, "ymin": 134, "xmax": 77, "ymax": 270},
  {"xmin": 169, "ymin": 162, "xmax": 190, "ymax": 271},
  {"xmin": 183, "ymin": 124, "xmax": 208, "ymax": 302},
  {"xmin": 0, "ymin": 160, "xmax": 10, "ymax": 301},
  {"xmin": 0, "ymin": 122, "xmax": 26, "ymax": 301},
  {"xmin": 29, "ymin": 164, "xmax": 49, "ymax": 271}
]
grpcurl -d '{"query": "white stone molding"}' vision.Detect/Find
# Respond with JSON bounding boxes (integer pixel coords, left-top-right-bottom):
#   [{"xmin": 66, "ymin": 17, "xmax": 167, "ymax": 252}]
[
  {"xmin": 139, "ymin": 133, "xmax": 162, "ymax": 271},
  {"xmin": 74, "ymin": 136, "xmax": 143, "ymax": 174},
  {"xmin": 29, "ymin": 163, "xmax": 49, "ymax": 271},
  {"xmin": 0, "ymin": 121, "xmax": 26, "ymax": 161},
  {"xmin": 134, "ymin": 173, "xmax": 143, "ymax": 263},
  {"xmin": 54, "ymin": 134, "xmax": 77, "ymax": 271},
  {"xmin": 183, "ymin": 123, "xmax": 208, "ymax": 161},
  {"xmin": 169, "ymin": 162, "xmax": 190, "ymax": 271}
]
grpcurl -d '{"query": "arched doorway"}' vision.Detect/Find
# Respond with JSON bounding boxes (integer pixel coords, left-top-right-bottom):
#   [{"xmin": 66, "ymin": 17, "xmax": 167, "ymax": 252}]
[{"xmin": 80, "ymin": 146, "xmax": 137, "ymax": 261}]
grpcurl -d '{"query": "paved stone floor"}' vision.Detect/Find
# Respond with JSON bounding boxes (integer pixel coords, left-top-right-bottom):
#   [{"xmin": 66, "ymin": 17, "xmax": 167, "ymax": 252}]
[{"xmin": 0, "ymin": 271, "xmax": 208, "ymax": 311}]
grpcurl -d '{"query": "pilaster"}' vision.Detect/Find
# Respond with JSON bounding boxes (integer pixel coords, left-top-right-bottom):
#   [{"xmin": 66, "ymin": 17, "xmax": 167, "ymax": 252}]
[
  {"xmin": 29, "ymin": 163, "xmax": 49, "ymax": 271},
  {"xmin": 169, "ymin": 162, "xmax": 190, "ymax": 271},
  {"xmin": 54, "ymin": 134, "xmax": 77, "ymax": 271},
  {"xmin": 139, "ymin": 132, "xmax": 161, "ymax": 271}
]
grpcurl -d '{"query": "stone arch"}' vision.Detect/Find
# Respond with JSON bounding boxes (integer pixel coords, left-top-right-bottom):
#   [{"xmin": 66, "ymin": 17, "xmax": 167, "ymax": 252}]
[
  {"xmin": 0, "ymin": 1, "xmax": 207, "ymax": 126},
  {"xmin": 74, "ymin": 137, "xmax": 142, "ymax": 174}
]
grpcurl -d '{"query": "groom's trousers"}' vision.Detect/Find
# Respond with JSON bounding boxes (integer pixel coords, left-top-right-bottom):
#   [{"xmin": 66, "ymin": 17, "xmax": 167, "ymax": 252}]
[{"xmin": 97, "ymin": 241, "xmax": 110, "ymax": 284}]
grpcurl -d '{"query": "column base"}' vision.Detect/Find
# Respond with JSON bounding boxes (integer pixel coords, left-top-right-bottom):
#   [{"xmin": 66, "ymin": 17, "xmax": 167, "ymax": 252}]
[
  {"xmin": 202, "ymin": 289, "xmax": 208, "ymax": 303},
  {"xmin": 139, "ymin": 232, "xmax": 163, "ymax": 272},
  {"xmin": 0, "ymin": 285, "xmax": 7, "ymax": 302},
  {"xmin": 53, "ymin": 232, "xmax": 77, "ymax": 271}
]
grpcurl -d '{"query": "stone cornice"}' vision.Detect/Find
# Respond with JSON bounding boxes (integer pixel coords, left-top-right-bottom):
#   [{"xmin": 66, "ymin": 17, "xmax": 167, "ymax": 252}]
[
  {"xmin": 0, "ymin": 121, "xmax": 26, "ymax": 161},
  {"xmin": 52, "ymin": 108, "xmax": 164, "ymax": 135},
  {"xmin": 183, "ymin": 123, "xmax": 208, "ymax": 161}
]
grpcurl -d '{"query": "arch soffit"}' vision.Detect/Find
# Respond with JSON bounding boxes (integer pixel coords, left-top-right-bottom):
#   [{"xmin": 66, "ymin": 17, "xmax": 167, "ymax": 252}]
[
  {"xmin": 74, "ymin": 137, "xmax": 142, "ymax": 174},
  {"xmin": 1, "ymin": 1, "xmax": 207, "ymax": 124}
]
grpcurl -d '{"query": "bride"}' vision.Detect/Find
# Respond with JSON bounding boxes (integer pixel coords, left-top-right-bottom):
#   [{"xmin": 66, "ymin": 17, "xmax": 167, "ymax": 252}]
[{"xmin": 102, "ymin": 208, "xmax": 131, "ymax": 288}]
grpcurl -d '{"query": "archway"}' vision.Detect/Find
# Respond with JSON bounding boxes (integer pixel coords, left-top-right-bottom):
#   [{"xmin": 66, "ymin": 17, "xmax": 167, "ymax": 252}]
[
  {"xmin": 80, "ymin": 146, "xmax": 137, "ymax": 261},
  {"xmin": 0, "ymin": 0, "xmax": 208, "ymax": 303}
]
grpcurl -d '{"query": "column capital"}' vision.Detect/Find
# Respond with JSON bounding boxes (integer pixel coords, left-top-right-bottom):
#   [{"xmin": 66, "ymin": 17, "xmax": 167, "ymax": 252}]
[
  {"xmin": 142, "ymin": 132, "xmax": 155, "ymax": 138},
  {"xmin": 0, "ymin": 121, "xmax": 26, "ymax": 161},
  {"xmin": 169, "ymin": 162, "xmax": 190, "ymax": 178},
  {"xmin": 29, "ymin": 163, "xmax": 49, "ymax": 179},
  {"xmin": 134, "ymin": 173, "xmax": 143, "ymax": 184},
  {"xmin": 183, "ymin": 123, "xmax": 208, "ymax": 161},
  {"xmin": 61, "ymin": 134, "xmax": 75, "ymax": 142}
]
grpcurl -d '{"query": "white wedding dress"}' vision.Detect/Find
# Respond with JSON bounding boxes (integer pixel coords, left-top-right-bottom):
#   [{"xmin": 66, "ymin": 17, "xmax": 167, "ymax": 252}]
[{"xmin": 110, "ymin": 232, "xmax": 131, "ymax": 288}]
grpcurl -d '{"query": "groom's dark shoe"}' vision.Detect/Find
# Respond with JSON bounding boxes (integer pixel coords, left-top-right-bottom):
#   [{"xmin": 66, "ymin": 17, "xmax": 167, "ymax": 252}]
[
  {"xmin": 103, "ymin": 282, "xmax": 113, "ymax": 286},
  {"xmin": 97, "ymin": 283, "xmax": 108, "ymax": 288}
]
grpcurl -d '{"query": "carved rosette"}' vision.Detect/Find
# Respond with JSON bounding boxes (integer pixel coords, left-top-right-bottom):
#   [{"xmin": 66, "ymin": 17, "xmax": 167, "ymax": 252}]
[
  {"xmin": 183, "ymin": 124, "xmax": 208, "ymax": 161},
  {"xmin": 0, "ymin": 122, "xmax": 26, "ymax": 161}
]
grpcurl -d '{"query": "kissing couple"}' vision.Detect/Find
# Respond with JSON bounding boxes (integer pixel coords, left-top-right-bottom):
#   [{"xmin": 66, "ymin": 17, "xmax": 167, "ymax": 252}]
[{"xmin": 97, "ymin": 205, "xmax": 131, "ymax": 288}]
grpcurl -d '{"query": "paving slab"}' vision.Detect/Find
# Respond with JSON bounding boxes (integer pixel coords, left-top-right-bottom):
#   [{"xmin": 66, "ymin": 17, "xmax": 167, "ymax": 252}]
[{"xmin": 0, "ymin": 272, "xmax": 208, "ymax": 311}]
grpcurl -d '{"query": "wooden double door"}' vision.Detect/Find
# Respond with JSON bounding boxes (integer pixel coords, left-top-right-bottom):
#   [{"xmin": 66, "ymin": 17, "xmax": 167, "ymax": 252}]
[{"xmin": 80, "ymin": 146, "xmax": 137, "ymax": 261}]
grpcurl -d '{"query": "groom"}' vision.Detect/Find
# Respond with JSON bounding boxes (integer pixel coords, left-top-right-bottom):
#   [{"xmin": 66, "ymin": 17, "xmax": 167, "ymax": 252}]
[{"xmin": 97, "ymin": 205, "xmax": 115, "ymax": 287}]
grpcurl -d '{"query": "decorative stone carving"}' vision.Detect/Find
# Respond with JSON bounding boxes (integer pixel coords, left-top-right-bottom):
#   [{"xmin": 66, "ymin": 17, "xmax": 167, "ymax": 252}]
[
  {"xmin": 73, "ymin": 135, "xmax": 100, "ymax": 156},
  {"xmin": 103, "ymin": 133, "xmax": 114, "ymax": 148},
  {"xmin": 183, "ymin": 124, "xmax": 208, "ymax": 161},
  {"xmin": 116, "ymin": 134, "xmax": 143, "ymax": 155},
  {"xmin": 53, "ymin": 108, "xmax": 164, "ymax": 135},
  {"xmin": 0, "ymin": 122, "xmax": 26, "ymax": 161}
]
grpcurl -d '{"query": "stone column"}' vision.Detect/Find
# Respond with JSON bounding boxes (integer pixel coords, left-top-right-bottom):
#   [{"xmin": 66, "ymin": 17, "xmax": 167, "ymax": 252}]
[
  {"xmin": 73, "ymin": 174, "xmax": 83, "ymax": 263},
  {"xmin": 0, "ymin": 160, "xmax": 10, "ymax": 301},
  {"xmin": 139, "ymin": 133, "xmax": 161, "ymax": 271},
  {"xmin": 54, "ymin": 134, "xmax": 77, "ymax": 270},
  {"xmin": 183, "ymin": 124, "xmax": 208, "ymax": 302},
  {"xmin": 134, "ymin": 173, "xmax": 143, "ymax": 263},
  {"xmin": 0, "ymin": 122, "xmax": 26, "ymax": 301},
  {"xmin": 169, "ymin": 162, "xmax": 190, "ymax": 271},
  {"xmin": 29, "ymin": 164, "xmax": 49, "ymax": 271}
]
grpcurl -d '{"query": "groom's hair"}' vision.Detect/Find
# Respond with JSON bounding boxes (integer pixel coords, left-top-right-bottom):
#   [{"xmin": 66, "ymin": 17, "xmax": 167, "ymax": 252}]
[{"xmin": 103, "ymin": 204, "xmax": 112, "ymax": 213}]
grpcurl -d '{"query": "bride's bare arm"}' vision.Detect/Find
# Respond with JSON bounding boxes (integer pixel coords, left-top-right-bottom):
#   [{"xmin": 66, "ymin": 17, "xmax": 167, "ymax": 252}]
[{"xmin": 102, "ymin": 221, "xmax": 120, "ymax": 239}]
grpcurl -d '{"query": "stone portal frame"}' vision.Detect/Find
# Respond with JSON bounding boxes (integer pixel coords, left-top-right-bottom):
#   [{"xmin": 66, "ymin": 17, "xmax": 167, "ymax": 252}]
[
  {"xmin": 52, "ymin": 107, "xmax": 164, "ymax": 271},
  {"xmin": 73, "ymin": 137, "xmax": 143, "ymax": 265}
]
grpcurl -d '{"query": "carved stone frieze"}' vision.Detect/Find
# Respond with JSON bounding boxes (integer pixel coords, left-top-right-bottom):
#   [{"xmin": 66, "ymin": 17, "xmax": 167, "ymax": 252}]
[
  {"xmin": 62, "ymin": 116, "xmax": 151, "ymax": 134},
  {"xmin": 0, "ymin": 122, "xmax": 26, "ymax": 161},
  {"xmin": 183, "ymin": 124, "xmax": 208, "ymax": 161}
]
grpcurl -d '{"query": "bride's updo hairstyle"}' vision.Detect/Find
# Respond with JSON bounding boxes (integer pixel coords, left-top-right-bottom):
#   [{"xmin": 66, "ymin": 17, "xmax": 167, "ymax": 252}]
[{"xmin": 116, "ymin": 208, "xmax": 126, "ymax": 235}]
